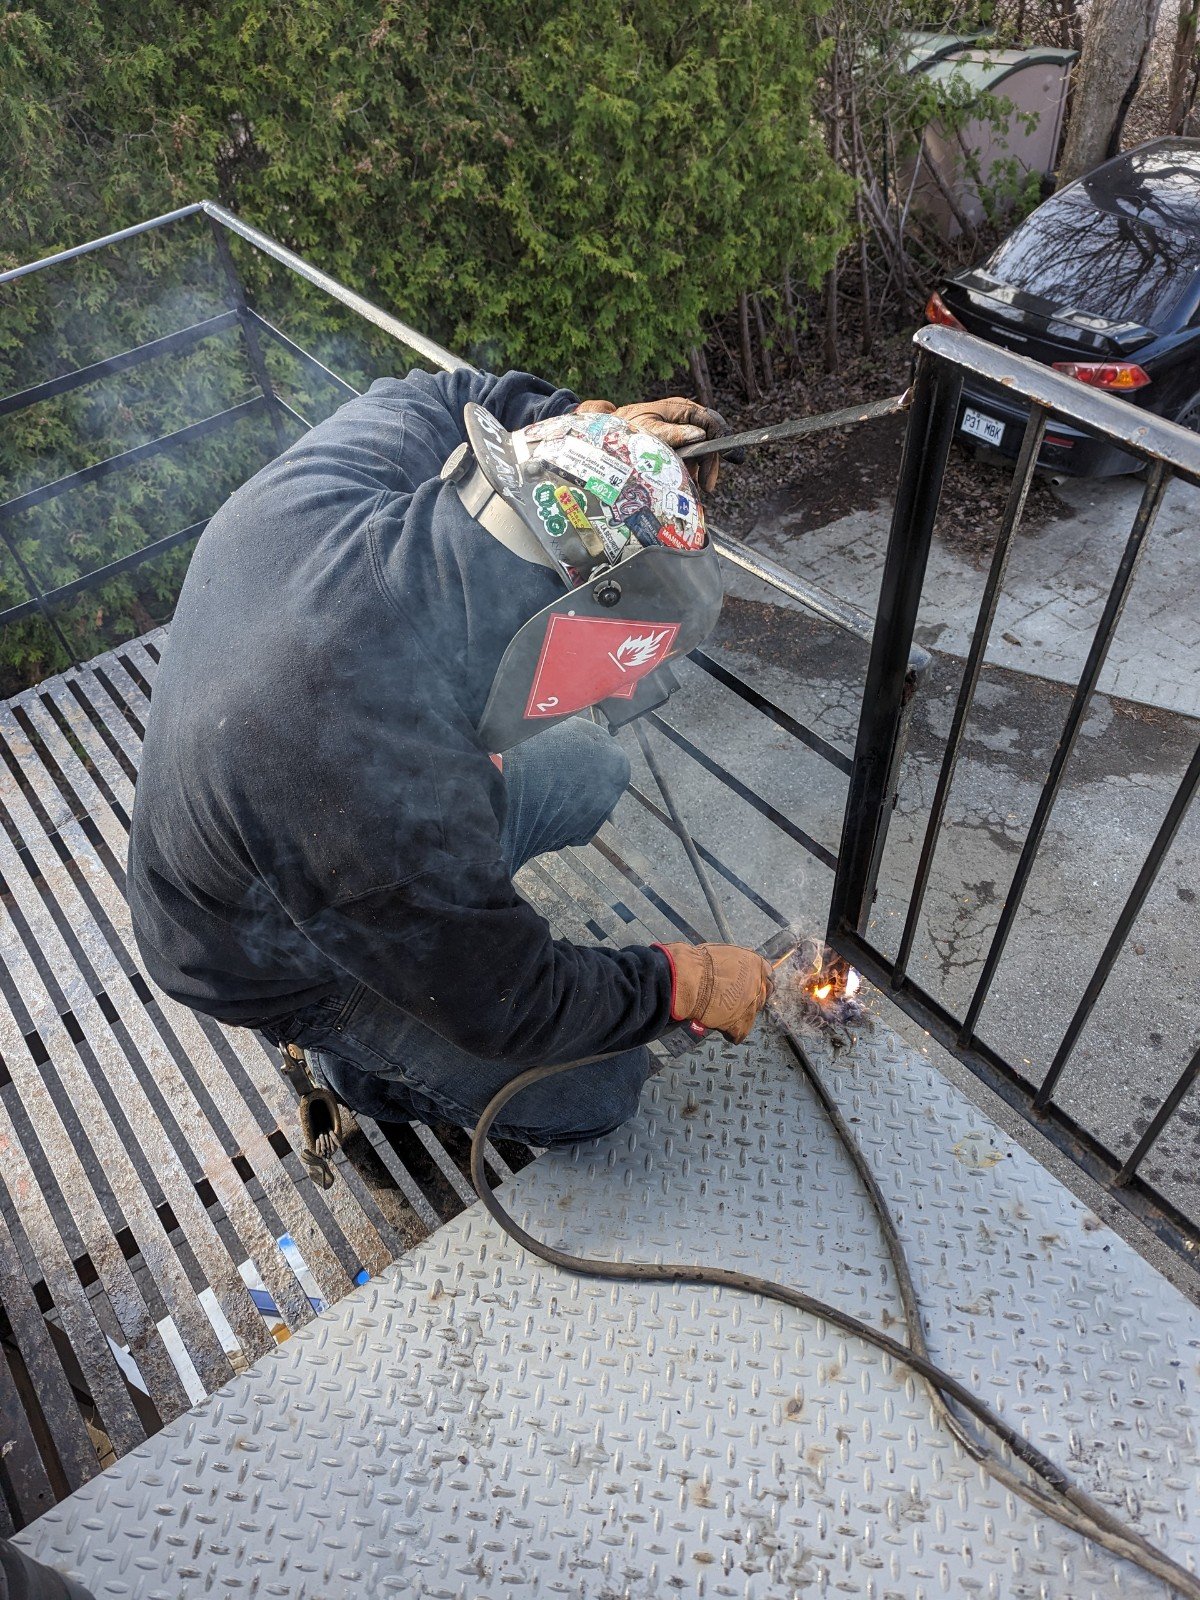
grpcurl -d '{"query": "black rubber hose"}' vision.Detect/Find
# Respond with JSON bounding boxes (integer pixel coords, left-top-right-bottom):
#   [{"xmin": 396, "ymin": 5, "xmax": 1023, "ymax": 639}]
[{"xmin": 468, "ymin": 1056, "xmax": 1200, "ymax": 1598}]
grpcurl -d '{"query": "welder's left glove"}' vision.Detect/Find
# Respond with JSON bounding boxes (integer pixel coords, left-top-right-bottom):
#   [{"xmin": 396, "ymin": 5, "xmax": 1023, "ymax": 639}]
[{"xmin": 576, "ymin": 397, "xmax": 728, "ymax": 493}]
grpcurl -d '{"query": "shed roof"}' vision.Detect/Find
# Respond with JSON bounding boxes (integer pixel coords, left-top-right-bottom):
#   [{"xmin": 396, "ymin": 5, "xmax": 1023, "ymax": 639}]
[{"xmin": 920, "ymin": 44, "xmax": 1077, "ymax": 99}]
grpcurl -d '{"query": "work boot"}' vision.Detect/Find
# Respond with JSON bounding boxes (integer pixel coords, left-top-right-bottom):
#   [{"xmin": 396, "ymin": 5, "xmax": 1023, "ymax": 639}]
[{"xmin": 278, "ymin": 1043, "xmax": 346, "ymax": 1188}]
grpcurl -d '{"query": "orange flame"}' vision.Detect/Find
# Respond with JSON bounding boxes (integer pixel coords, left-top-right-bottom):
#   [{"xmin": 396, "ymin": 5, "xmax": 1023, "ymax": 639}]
[{"xmin": 804, "ymin": 951, "xmax": 861, "ymax": 1008}]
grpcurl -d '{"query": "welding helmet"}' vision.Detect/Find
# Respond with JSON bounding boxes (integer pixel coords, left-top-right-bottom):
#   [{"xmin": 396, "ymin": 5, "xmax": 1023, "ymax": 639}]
[{"xmin": 441, "ymin": 405, "xmax": 724, "ymax": 752}]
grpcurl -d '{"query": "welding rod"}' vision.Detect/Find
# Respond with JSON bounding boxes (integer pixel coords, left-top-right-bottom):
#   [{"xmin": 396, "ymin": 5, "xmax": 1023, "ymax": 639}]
[{"xmin": 678, "ymin": 390, "xmax": 910, "ymax": 461}]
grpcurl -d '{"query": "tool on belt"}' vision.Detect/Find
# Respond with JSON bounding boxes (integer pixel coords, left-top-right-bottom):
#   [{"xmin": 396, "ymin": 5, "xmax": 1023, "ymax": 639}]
[{"xmin": 276, "ymin": 1042, "xmax": 345, "ymax": 1188}]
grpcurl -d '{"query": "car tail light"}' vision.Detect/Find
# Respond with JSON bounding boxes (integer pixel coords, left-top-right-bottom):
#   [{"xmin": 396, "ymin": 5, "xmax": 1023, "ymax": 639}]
[
  {"xmin": 925, "ymin": 290, "xmax": 964, "ymax": 330},
  {"xmin": 1052, "ymin": 361, "xmax": 1151, "ymax": 391}
]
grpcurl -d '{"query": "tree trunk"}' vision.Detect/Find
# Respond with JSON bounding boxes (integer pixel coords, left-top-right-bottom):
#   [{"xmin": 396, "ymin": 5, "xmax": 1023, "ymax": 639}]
[
  {"xmin": 848, "ymin": 75, "xmax": 872, "ymax": 356},
  {"xmin": 737, "ymin": 292, "xmax": 760, "ymax": 402},
  {"xmin": 822, "ymin": 262, "xmax": 839, "ymax": 376},
  {"xmin": 1057, "ymin": 0, "xmax": 1161, "ymax": 186},
  {"xmin": 1166, "ymin": 0, "xmax": 1200, "ymax": 133},
  {"xmin": 751, "ymin": 294, "xmax": 774, "ymax": 391},
  {"xmin": 782, "ymin": 267, "xmax": 801, "ymax": 368},
  {"xmin": 688, "ymin": 344, "xmax": 715, "ymax": 411}
]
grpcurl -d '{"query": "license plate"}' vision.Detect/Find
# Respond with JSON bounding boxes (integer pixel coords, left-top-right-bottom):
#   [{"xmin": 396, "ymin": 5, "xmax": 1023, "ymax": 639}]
[{"xmin": 961, "ymin": 407, "xmax": 1005, "ymax": 447}]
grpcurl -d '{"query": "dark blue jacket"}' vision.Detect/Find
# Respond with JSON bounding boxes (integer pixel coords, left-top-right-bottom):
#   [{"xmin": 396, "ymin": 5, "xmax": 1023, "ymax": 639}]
[{"xmin": 127, "ymin": 367, "xmax": 672, "ymax": 1064}]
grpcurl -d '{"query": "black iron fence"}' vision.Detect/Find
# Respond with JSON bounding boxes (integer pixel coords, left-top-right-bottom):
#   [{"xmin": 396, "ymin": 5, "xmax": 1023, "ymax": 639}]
[{"xmin": 829, "ymin": 324, "xmax": 1200, "ymax": 1267}]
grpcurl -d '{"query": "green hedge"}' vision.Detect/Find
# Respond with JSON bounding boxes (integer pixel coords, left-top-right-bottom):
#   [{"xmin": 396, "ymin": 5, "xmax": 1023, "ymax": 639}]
[{"xmin": 0, "ymin": 1, "xmax": 851, "ymax": 682}]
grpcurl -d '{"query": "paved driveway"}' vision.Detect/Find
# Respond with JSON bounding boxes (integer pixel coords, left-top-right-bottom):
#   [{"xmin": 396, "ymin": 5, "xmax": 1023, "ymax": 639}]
[{"xmin": 756, "ymin": 467, "xmax": 1200, "ymax": 719}]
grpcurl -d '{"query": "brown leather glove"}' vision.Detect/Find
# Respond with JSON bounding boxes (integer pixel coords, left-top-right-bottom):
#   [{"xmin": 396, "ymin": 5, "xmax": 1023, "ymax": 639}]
[
  {"xmin": 656, "ymin": 941, "xmax": 774, "ymax": 1043},
  {"xmin": 576, "ymin": 397, "xmax": 728, "ymax": 493}
]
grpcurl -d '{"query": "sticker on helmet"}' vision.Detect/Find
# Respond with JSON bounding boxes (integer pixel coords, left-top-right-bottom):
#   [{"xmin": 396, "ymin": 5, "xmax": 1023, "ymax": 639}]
[
  {"xmin": 599, "ymin": 525, "xmax": 637, "ymax": 562},
  {"xmin": 610, "ymin": 478, "xmax": 652, "ymax": 523},
  {"xmin": 585, "ymin": 475, "xmax": 620, "ymax": 506},
  {"xmin": 533, "ymin": 481, "xmax": 568, "ymax": 537},
  {"xmin": 525, "ymin": 615, "xmax": 681, "ymax": 719},
  {"xmin": 469, "ymin": 406, "xmax": 523, "ymax": 493},
  {"xmin": 626, "ymin": 508, "xmax": 664, "ymax": 547},
  {"xmin": 602, "ymin": 430, "xmax": 634, "ymax": 467},
  {"xmin": 554, "ymin": 484, "xmax": 593, "ymax": 532},
  {"xmin": 630, "ymin": 433, "xmax": 683, "ymax": 489},
  {"xmin": 554, "ymin": 440, "xmax": 631, "ymax": 497},
  {"xmin": 523, "ymin": 416, "xmax": 574, "ymax": 446},
  {"xmin": 656, "ymin": 522, "xmax": 702, "ymax": 551}
]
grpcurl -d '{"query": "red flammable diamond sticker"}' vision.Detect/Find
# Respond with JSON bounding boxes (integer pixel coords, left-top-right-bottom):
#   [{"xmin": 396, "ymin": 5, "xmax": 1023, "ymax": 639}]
[{"xmin": 524, "ymin": 615, "xmax": 680, "ymax": 719}]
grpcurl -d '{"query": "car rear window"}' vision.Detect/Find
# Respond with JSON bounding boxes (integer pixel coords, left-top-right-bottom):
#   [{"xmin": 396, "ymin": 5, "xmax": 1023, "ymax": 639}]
[{"xmin": 983, "ymin": 191, "xmax": 1200, "ymax": 329}]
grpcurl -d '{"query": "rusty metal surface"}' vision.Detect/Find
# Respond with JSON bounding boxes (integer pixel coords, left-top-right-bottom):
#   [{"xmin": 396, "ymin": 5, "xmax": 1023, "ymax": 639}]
[{"xmin": 0, "ymin": 631, "xmax": 535, "ymax": 1524}]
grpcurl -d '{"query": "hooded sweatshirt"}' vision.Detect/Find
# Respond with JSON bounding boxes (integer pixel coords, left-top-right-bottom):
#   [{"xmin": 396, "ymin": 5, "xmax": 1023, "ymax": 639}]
[{"xmin": 126, "ymin": 366, "xmax": 673, "ymax": 1065}]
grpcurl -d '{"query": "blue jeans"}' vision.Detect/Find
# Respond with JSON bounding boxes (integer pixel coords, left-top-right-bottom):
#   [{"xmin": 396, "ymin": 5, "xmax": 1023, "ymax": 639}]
[{"xmin": 269, "ymin": 718, "xmax": 654, "ymax": 1147}]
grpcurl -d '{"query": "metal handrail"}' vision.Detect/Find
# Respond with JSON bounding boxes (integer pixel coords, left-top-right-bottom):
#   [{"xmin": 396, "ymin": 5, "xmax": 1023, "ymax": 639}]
[{"xmin": 918, "ymin": 322, "xmax": 1200, "ymax": 481}]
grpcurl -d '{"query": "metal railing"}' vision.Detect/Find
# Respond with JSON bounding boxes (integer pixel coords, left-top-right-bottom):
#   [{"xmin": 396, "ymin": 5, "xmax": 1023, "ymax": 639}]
[
  {"xmin": 0, "ymin": 202, "xmax": 921, "ymax": 890},
  {"xmin": 830, "ymin": 322, "xmax": 1200, "ymax": 1266},
  {"xmin": 0, "ymin": 202, "xmax": 468, "ymax": 669},
  {"xmin": 10, "ymin": 208, "xmax": 1194, "ymax": 1267}
]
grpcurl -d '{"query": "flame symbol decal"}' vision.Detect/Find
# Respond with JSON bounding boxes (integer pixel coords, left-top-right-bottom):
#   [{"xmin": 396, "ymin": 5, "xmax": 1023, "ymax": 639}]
[{"xmin": 610, "ymin": 629, "xmax": 669, "ymax": 672}]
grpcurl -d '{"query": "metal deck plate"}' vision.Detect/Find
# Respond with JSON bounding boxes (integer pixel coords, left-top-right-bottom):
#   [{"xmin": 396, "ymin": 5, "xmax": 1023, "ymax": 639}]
[
  {"xmin": 0, "ymin": 631, "xmax": 533, "ymax": 1525},
  {"xmin": 17, "ymin": 1007, "xmax": 1200, "ymax": 1597}
]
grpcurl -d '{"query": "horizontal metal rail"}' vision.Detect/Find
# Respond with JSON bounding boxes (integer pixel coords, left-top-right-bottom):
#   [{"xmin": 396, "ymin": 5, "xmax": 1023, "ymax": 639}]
[
  {"xmin": 246, "ymin": 309, "xmax": 361, "ymax": 400},
  {"xmin": 624, "ymin": 782, "xmax": 793, "ymax": 928},
  {"xmin": 200, "ymin": 202, "xmax": 470, "ymax": 378},
  {"xmin": 0, "ymin": 312, "xmax": 240, "ymax": 419},
  {"xmin": 0, "ymin": 397, "xmax": 268, "ymax": 521},
  {"xmin": 0, "ymin": 522, "xmax": 209, "ymax": 628},
  {"xmin": 647, "ymin": 709, "xmax": 839, "ymax": 871},
  {"xmin": 919, "ymin": 324, "xmax": 1200, "ymax": 483},
  {"xmin": 0, "ymin": 203, "xmax": 208, "ymax": 286},
  {"xmin": 680, "ymin": 392, "xmax": 910, "ymax": 460},
  {"xmin": 689, "ymin": 647, "xmax": 853, "ymax": 775},
  {"xmin": 0, "ymin": 199, "xmax": 467, "ymax": 383}
]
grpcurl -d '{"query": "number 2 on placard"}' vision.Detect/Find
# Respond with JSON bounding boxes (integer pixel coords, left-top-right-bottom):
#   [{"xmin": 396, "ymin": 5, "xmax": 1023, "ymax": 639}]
[{"xmin": 536, "ymin": 696, "xmax": 559, "ymax": 713}]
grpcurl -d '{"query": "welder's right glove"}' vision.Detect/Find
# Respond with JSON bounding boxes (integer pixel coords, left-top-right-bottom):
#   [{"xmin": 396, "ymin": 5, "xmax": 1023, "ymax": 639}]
[{"xmin": 655, "ymin": 942, "xmax": 774, "ymax": 1044}]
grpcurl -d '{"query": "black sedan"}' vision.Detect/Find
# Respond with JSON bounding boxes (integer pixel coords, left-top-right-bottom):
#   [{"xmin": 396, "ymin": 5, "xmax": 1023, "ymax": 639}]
[{"xmin": 929, "ymin": 137, "xmax": 1200, "ymax": 476}]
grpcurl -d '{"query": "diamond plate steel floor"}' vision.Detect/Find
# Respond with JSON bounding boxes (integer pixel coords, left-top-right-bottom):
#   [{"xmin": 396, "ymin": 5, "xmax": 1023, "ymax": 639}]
[{"xmin": 17, "ymin": 1001, "xmax": 1200, "ymax": 1598}]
